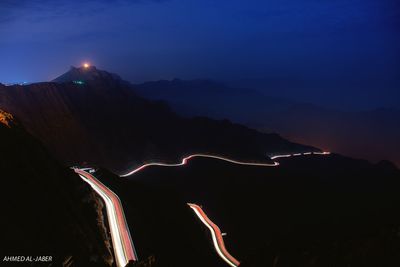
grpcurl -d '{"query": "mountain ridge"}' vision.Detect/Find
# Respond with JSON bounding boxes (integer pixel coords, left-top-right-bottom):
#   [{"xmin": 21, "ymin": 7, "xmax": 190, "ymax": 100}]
[
  {"xmin": 0, "ymin": 66, "xmax": 317, "ymax": 172},
  {"xmin": 133, "ymin": 78, "xmax": 400, "ymax": 166}
]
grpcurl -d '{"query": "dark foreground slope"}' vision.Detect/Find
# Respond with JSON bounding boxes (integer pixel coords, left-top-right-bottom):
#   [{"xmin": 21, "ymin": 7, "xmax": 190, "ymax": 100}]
[
  {"xmin": 94, "ymin": 169, "xmax": 225, "ymax": 267},
  {"xmin": 117, "ymin": 154, "xmax": 400, "ymax": 267},
  {"xmin": 0, "ymin": 67, "xmax": 316, "ymax": 173},
  {"xmin": 0, "ymin": 110, "xmax": 113, "ymax": 266}
]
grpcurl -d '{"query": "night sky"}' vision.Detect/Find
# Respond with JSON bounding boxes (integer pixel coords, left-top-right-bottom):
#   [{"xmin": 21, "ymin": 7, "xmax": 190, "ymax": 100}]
[{"xmin": 0, "ymin": 0, "xmax": 399, "ymax": 110}]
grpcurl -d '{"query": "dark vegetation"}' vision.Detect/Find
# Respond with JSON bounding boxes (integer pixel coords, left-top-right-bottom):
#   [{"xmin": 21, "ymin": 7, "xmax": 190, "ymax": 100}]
[
  {"xmin": 0, "ymin": 110, "xmax": 113, "ymax": 266},
  {"xmin": 115, "ymin": 154, "xmax": 400, "ymax": 267},
  {"xmin": 96, "ymin": 169, "xmax": 225, "ymax": 267}
]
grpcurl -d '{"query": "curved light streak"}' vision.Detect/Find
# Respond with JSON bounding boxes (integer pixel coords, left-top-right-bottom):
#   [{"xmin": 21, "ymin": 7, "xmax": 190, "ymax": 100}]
[
  {"xmin": 270, "ymin": 151, "xmax": 330, "ymax": 160},
  {"xmin": 121, "ymin": 152, "xmax": 331, "ymax": 177},
  {"xmin": 120, "ymin": 154, "xmax": 279, "ymax": 177},
  {"xmin": 313, "ymin": 151, "xmax": 331, "ymax": 155},
  {"xmin": 188, "ymin": 203, "xmax": 240, "ymax": 267},
  {"xmin": 118, "ymin": 150, "xmax": 330, "ymax": 266},
  {"xmin": 75, "ymin": 169, "xmax": 138, "ymax": 267}
]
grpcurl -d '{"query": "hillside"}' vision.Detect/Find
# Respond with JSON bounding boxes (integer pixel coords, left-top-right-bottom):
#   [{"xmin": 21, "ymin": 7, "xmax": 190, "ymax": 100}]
[
  {"xmin": 0, "ymin": 110, "xmax": 113, "ymax": 266},
  {"xmin": 0, "ymin": 67, "xmax": 316, "ymax": 173}
]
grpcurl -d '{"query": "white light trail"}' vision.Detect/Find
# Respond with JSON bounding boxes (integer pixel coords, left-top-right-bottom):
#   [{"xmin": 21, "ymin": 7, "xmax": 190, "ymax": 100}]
[
  {"xmin": 270, "ymin": 151, "xmax": 331, "ymax": 160},
  {"xmin": 120, "ymin": 154, "xmax": 279, "ymax": 177},
  {"xmin": 313, "ymin": 151, "xmax": 331, "ymax": 155},
  {"xmin": 75, "ymin": 169, "xmax": 138, "ymax": 267},
  {"xmin": 121, "ymin": 151, "xmax": 331, "ymax": 177}
]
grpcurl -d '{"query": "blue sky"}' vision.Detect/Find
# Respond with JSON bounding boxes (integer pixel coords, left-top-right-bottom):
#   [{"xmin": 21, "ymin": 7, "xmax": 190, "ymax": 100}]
[{"xmin": 0, "ymin": 0, "xmax": 399, "ymax": 109}]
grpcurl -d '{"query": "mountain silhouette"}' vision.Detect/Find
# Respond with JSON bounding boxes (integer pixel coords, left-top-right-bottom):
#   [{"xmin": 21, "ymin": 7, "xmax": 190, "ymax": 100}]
[
  {"xmin": 0, "ymin": 66, "xmax": 316, "ymax": 172},
  {"xmin": 53, "ymin": 65, "xmax": 122, "ymax": 83},
  {"xmin": 134, "ymin": 79, "xmax": 400, "ymax": 166},
  {"xmin": 1, "ymin": 67, "xmax": 399, "ymax": 267}
]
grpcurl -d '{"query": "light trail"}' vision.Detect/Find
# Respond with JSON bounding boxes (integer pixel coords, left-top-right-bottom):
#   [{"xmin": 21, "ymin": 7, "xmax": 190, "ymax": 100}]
[
  {"xmin": 269, "ymin": 154, "xmax": 292, "ymax": 160},
  {"xmin": 313, "ymin": 151, "xmax": 331, "ymax": 155},
  {"xmin": 120, "ymin": 152, "xmax": 331, "ymax": 177},
  {"xmin": 270, "ymin": 151, "xmax": 331, "ymax": 160},
  {"xmin": 117, "ymin": 150, "xmax": 330, "ymax": 266},
  {"xmin": 120, "ymin": 154, "xmax": 279, "ymax": 177},
  {"xmin": 188, "ymin": 204, "xmax": 240, "ymax": 267},
  {"xmin": 74, "ymin": 169, "xmax": 138, "ymax": 267}
]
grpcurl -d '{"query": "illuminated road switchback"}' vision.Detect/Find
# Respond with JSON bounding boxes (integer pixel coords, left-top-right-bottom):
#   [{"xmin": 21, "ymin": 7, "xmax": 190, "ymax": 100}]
[
  {"xmin": 120, "ymin": 153, "xmax": 279, "ymax": 177},
  {"xmin": 74, "ymin": 168, "xmax": 138, "ymax": 267},
  {"xmin": 120, "ymin": 152, "xmax": 331, "ymax": 177},
  {"xmin": 118, "ymin": 151, "xmax": 330, "ymax": 266}
]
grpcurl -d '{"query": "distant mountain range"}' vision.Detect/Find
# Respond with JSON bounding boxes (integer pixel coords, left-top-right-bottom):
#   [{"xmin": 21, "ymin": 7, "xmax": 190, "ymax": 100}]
[
  {"xmin": 134, "ymin": 79, "xmax": 400, "ymax": 166},
  {"xmin": 1, "ymin": 67, "xmax": 399, "ymax": 267},
  {"xmin": 0, "ymin": 67, "xmax": 315, "ymax": 172}
]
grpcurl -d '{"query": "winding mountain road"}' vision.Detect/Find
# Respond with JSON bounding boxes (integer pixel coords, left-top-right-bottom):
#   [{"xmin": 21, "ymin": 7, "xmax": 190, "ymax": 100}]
[
  {"xmin": 74, "ymin": 168, "xmax": 138, "ymax": 267},
  {"xmin": 120, "ymin": 152, "xmax": 330, "ymax": 177},
  {"xmin": 118, "ymin": 151, "xmax": 330, "ymax": 267},
  {"xmin": 120, "ymin": 153, "xmax": 281, "ymax": 177}
]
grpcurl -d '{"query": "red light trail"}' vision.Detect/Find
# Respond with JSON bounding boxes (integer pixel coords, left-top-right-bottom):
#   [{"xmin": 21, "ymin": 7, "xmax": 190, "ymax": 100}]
[
  {"xmin": 119, "ymin": 151, "xmax": 330, "ymax": 266},
  {"xmin": 74, "ymin": 168, "xmax": 138, "ymax": 267}
]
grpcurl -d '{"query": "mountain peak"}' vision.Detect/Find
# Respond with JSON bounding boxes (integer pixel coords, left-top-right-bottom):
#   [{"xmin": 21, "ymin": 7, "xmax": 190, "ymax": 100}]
[{"xmin": 52, "ymin": 65, "xmax": 122, "ymax": 83}]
